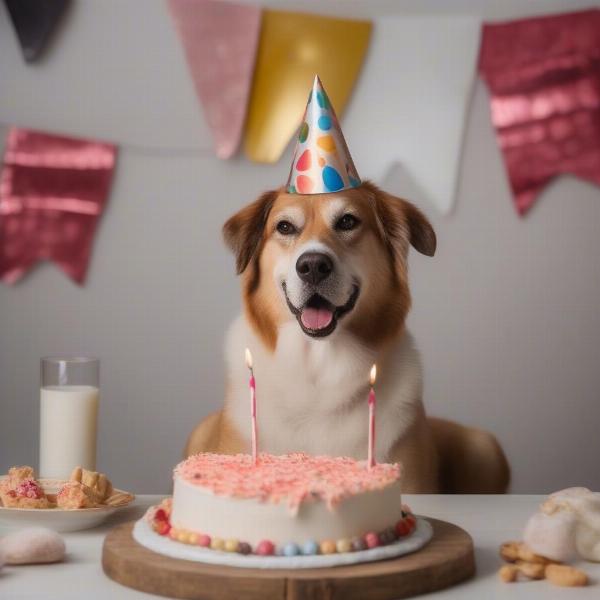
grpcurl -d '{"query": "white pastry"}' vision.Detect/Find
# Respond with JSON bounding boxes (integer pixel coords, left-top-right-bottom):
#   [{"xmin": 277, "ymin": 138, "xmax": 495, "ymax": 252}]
[
  {"xmin": 525, "ymin": 487, "xmax": 600, "ymax": 563},
  {"xmin": 523, "ymin": 510, "xmax": 577, "ymax": 562}
]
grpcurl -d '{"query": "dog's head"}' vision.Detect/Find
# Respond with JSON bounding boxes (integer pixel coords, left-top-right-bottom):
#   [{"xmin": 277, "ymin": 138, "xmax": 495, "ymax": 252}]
[{"xmin": 223, "ymin": 182, "xmax": 436, "ymax": 350}]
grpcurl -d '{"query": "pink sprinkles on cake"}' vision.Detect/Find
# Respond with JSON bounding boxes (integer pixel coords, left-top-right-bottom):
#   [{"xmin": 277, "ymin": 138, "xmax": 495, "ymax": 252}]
[{"xmin": 175, "ymin": 453, "xmax": 401, "ymax": 512}]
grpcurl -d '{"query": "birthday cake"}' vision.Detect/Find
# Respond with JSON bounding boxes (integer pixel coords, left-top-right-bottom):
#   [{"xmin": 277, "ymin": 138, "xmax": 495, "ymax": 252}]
[{"xmin": 148, "ymin": 452, "xmax": 416, "ymax": 557}]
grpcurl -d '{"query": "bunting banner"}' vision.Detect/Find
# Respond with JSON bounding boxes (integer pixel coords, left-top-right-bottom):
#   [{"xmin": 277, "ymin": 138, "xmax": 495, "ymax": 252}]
[
  {"xmin": 479, "ymin": 9, "xmax": 600, "ymax": 216},
  {"xmin": 167, "ymin": 0, "xmax": 261, "ymax": 159},
  {"xmin": 4, "ymin": 1, "xmax": 592, "ymax": 230},
  {"xmin": 243, "ymin": 10, "xmax": 371, "ymax": 164},
  {"xmin": 4, "ymin": 0, "xmax": 70, "ymax": 63},
  {"xmin": 0, "ymin": 128, "xmax": 117, "ymax": 285},
  {"xmin": 345, "ymin": 16, "xmax": 481, "ymax": 215}
]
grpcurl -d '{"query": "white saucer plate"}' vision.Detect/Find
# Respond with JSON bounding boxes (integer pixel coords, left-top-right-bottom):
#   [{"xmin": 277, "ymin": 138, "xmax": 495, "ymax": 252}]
[
  {"xmin": 133, "ymin": 515, "xmax": 433, "ymax": 569},
  {"xmin": 0, "ymin": 478, "xmax": 135, "ymax": 533}
]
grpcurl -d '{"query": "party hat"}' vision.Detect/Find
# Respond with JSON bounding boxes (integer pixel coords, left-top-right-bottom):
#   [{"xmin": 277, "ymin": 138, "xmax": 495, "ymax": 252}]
[{"xmin": 286, "ymin": 76, "xmax": 361, "ymax": 194}]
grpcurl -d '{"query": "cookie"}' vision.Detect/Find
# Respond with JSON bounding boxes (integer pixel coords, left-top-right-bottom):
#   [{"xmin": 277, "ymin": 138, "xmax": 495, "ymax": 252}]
[
  {"xmin": 56, "ymin": 481, "xmax": 100, "ymax": 509},
  {"xmin": 0, "ymin": 474, "xmax": 52, "ymax": 509},
  {"xmin": 499, "ymin": 541, "xmax": 552, "ymax": 564},
  {"xmin": 1, "ymin": 490, "xmax": 52, "ymax": 509},
  {"xmin": 498, "ymin": 565, "xmax": 518, "ymax": 582},
  {"xmin": 69, "ymin": 467, "xmax": 113, "ymax": 503},
  {"xmin": 545, "ymin": 564, "xmax": 588, "ymax": 587},
  {"xmin": 516, "ymin": 560, "xmax": 545, "ymax": 580},
  {"xmin": 1, "ymin": 466, "xmax": 36, "ymax": 501},
  {"xmin": 7, "ymin": 466, "xmax": 35, "ymax": 487},
  {"xmin": 104, "ymin": 491, "xmax": 135, "ymax": 507},
  {"xmin": 499, "ymin": 541, "xmax": 520, "ymax": 563}
]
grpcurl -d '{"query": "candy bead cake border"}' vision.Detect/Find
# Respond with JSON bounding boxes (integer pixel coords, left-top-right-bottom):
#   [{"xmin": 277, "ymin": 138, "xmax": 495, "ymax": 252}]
[
  {"xmin": 134, "ymin": 500, "xmax": 433, "ymax": 570},
  {"xmin": 149, "ymin": 498, "xmax": 417, "ymax": 556}
]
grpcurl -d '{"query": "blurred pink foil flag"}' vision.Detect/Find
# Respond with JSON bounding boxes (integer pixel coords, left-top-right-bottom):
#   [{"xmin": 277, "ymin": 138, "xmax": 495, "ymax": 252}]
[
  {"xmin": 479, "ymin": 9, "xmax": 600, "ymax": 216},
  {"xmin": 0, "ymin": 127, "xmax": 116, "ymax": 285},
  {"xmin": 168, "ymin": 0, "xmax": 261, "ymax": 159}
]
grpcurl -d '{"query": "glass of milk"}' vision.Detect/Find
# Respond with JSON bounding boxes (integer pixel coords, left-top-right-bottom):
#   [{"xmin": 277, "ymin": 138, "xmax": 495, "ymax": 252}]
[{"xmin": 39, "ymin": 357, "xmax": 99, "ymax": 479}]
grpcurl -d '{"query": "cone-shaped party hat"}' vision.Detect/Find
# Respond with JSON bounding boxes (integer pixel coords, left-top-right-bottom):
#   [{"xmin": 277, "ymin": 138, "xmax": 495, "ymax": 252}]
[{"xmin": 286, "ymin": 75, "xmax": 361, "ymax": 195}]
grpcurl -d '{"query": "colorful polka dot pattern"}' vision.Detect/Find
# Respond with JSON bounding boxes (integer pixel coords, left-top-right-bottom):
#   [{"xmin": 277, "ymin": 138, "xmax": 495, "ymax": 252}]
[{"xmin": 286, "ymin": 75, "xmax": 361, "ymax": 195}]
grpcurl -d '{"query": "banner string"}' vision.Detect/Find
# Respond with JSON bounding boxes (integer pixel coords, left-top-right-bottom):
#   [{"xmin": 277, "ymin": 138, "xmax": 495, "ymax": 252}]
[{"xmin": 0, "ymin": 120, "xmax": 216, "ymax": 157}]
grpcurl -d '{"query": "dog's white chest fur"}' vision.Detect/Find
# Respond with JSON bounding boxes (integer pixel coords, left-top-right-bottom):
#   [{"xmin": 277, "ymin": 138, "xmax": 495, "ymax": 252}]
[{"xmin": 225, "ymin": 316, "xmax": 423, "ymax": 460}]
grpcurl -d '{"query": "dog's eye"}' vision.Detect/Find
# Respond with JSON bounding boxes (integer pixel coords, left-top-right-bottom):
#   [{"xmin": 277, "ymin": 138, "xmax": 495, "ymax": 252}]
[
  {"xmin": 335, "ymin": 213, "xmax": 360, "ymax": 232},
  {"xmin": 276, "ymin": 220, "xmax": 297, "ymax": 235}
]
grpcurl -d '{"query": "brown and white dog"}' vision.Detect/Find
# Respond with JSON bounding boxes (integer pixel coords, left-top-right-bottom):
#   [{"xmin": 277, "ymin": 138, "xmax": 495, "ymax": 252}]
[{"xmin": 186, "ymin": 182, "xmax": 510, "ymax": 493}]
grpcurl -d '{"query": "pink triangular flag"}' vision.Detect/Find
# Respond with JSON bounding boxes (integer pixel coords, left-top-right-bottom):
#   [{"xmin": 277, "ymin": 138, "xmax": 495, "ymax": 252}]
[
  {"xmin": 0, "ymin": 127, "xmax": 116, "ymax": 285},
  {"xmin": 168, "ymin": 0, "xmax": 261, "ymax": 159},
  {"xmin": 479, "ymin": 10, "xmax": 600, "ymax": 216}
]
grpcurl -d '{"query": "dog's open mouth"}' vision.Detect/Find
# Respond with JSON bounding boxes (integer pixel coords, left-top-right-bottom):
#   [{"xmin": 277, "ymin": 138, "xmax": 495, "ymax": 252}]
[{"xmin": 283, "ymin": 283, "xmax": 360, "ymax": 338}]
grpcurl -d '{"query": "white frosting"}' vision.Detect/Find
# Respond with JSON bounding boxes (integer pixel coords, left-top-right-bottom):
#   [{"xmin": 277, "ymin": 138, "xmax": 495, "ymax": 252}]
[{"xmin": 170, "ymin": 474, "xmax": 402, "ymax": 545}]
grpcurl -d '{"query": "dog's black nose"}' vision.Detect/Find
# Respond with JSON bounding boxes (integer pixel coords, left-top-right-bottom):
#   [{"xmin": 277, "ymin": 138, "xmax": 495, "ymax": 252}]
[{"xmin": 296, "ymin": 252, "xmax": 334, "ymax": 285}]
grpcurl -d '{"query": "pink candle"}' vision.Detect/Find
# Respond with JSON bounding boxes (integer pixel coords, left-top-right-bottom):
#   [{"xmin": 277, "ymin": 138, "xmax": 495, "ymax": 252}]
[
  {"xmin": 368, "ymin": 364, "xmax": 377, "ymax": 469},
  {"xmin": 245, "ymin": 348, "xmax": 258, "ymax": 465}
]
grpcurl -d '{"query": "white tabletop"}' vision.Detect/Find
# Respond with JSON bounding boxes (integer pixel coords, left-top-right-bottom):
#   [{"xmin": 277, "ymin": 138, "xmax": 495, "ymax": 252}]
[{"xmin": 1, "ymin": 495, "xmax": 598, "ymax": 599}]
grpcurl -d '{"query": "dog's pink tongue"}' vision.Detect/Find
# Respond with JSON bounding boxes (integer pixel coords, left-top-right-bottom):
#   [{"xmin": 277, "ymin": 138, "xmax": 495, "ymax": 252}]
[{"xmin": 301, "ymin": 307, "xmax": 333, "ymax": 330}]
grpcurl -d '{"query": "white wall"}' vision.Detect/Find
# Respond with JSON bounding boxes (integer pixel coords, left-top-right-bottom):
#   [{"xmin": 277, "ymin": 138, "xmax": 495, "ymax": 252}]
[{"xmin": 1, "ymin": 0, "xmax": 599, "ymax": 493}]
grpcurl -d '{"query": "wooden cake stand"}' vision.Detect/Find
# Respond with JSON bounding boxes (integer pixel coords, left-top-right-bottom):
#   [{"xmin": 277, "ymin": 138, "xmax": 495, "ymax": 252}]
[{"xmin": 103, "ymin": 518, "xmax": 474, "ymax": 599}]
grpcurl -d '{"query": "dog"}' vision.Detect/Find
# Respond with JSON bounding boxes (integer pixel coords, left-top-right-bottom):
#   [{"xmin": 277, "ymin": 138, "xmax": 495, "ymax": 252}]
[{"xmin": 185, "ymin": 182, "xmax": 510, "ymax": 493}]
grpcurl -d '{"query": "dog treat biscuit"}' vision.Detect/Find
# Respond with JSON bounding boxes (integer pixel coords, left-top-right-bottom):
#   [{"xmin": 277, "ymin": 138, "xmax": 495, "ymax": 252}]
[
  {"xmin": 105, "ymin": 491, "xmax": 135, "ymax": 507},
  {"xmin": 56, "ymin": 481, "xmax": 101, "ymax": 509},
  {"xmin": 545, "ymin": 564, "xmax": 588, "ymax": 587},
  {"xmin": 518, "ymin": 544, "xmax": 552, "ymax": 564},
  {"xmin": 1, "ymin": 466, "xmax": 36, "ymax": 498},
  {"xmin": 7, "ymin": 466, "xmax": 35, "ymax": 488},
  {"xmin": 0, "ymin": 490, "xmax": 52, "ymax": 509},
  {"xmin": 0, "ymin": 467, "xmax": 52, "ymax": 509},
  {"xmin": 69, "ymin": 466, "xmax": 113, "ymax": 502},
  {"xmin": 1, "ymin": 465, "xmax": 129, "ymax": 511},
  {"xmin": 498, "ymin": 565, "xmax": 519, "ymax": 582},
  {"xmin": 499, "ymin": 541, "xmax": 520, "ymax": 562},
  {"xmin": 516, "ymin": 560, "xmax": 546, "ymax": 580},
  {"xmin": 499, "ymin": 541, "xmax": 551, "ymax": 565}
]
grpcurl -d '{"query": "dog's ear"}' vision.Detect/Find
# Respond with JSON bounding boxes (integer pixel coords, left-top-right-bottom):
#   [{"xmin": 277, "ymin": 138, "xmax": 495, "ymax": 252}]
[
  {"xmin": 223, "ymin": 190, "xmax": 279, "ymax": 274},
  {"xmin": 365, "ymin": 181, "xmax": 436, "ymax": 259}
]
